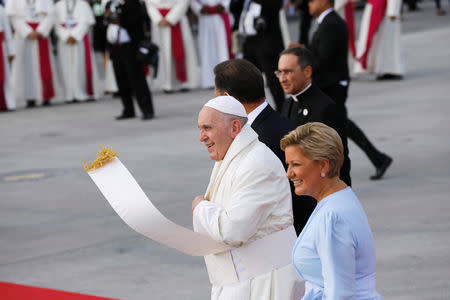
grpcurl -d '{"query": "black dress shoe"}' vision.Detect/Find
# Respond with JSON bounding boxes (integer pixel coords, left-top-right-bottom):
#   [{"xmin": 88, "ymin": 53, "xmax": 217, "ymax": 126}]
[
  {"xmin": 26, "ymin": 100, "xmax": 36, "ymax": 108},
  {"xmin": 65, "ymin": 99, "xmax": 79, "ymax": 104},
  {"xmin": 370, "ymin": 154, "xmax": 393, "ymax": 180},
  {"xmin": 376, "ymin": 74, "xmax": 403, "ymax": 81},
  {"xmin": 141, "ymin": 112, "xmax": 154, "ymax": 120},
  {"xmin": 42, "ymin": 101, "xmax": 51, "ymax": 106},
  {"xmin": 115, "ymin": 114, "xmax": 135, "ymax": 120}
]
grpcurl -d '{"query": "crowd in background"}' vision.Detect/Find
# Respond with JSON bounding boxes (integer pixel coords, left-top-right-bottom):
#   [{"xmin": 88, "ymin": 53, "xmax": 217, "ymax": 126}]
[{"xmin": 0, "ymin": 0, "xmax": 425, "ymax": 115}]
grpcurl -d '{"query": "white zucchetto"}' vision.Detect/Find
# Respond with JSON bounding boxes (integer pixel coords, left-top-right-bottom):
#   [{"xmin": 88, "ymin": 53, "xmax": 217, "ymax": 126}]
[{"xmin": 204, "ymin": 96, "xmax": 247, "ymax": 117}]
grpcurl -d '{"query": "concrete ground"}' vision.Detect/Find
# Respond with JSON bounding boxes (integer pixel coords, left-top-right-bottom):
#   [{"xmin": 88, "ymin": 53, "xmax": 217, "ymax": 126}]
[{"xmin": 1, "ymin": 2, "xmax": 449, "ymax": 299}]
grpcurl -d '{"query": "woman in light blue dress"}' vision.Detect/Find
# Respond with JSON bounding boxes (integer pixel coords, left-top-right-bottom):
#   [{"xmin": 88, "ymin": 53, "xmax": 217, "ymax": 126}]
[{"xmin": 281, "ymin": 122, "xmax": 382, "ymax": 300}]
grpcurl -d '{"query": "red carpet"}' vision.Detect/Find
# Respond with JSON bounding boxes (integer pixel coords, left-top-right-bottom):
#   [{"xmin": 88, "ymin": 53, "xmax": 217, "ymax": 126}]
[{"xmin": 0, "ymin": 282, "xmax": 118, "ymax": 300}]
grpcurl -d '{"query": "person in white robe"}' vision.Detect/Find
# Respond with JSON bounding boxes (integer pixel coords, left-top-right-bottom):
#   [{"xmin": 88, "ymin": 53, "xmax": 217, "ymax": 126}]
[
  {"xmin": 193, "ymin": 95, "xmax": 304, "ymax": 300},
  {"xmin": 190, "ymin": 0, "xmax": 231, "ymax": 89},
  {"xmin": 5, "ymin": 0, "xmax": 60, "ymax": 107},
  {"xmin": 353, "ymin": 0, "xmax": 404, "ymax": 79},
  {"xmin": 55, "ymin": 0, "xmax": 100, "ymax": 102},
  {"xmin": 146, "ymin": 0, "xmax": 199, "ymax": 92},
  {"xmin": 0, "ymin": 4, "xmax": 15, "ymax": 111}
]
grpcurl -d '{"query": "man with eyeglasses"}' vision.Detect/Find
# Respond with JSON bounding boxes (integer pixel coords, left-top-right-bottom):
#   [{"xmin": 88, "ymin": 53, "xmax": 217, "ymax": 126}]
[{"xmin": 277, "ymin": 46, "xmax": 351, "ymax": 186}]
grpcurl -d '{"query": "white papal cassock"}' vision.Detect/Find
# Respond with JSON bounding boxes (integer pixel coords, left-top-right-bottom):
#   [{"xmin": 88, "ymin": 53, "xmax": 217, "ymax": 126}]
[
  {"xmin": 146, "ymin": 0, "xmax": 199, "ymax": 92},
  {"xmin": 55, "ymin": 0, "xmax": 100, "ymax": 102},
  {"xmin": 0, "ymin": 5, "xmax": 15, "ymax": 111},
  {"xmin": 353, "ymin": 0, "xmax": 404, "ymax": 76},
  {"xmin": 191, "ymin": 0, "xmax": 231, "ymax": 89},
  {"xmin": 6, "ymin": 0, "xmax": 60, "ymax": 104},
  {"xmin": 193, "ymin": 124, "xmax": 304, "ymax": 300}
]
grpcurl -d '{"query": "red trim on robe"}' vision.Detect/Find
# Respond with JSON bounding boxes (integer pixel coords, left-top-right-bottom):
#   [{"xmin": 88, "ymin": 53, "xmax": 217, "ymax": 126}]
[
  {"xmin": 62, "ymin": 24, "xmax": 95, "ymax": 97},
  {"xmin": 0, "ymin": 32, "xmax": 7, "ymax": 111},
  {"xmin": 83, "ymin": 34, "xmax": 94, "ymax": 96},
  {"xmin": 28, "ymin": 23, "xmax": 55, "ymax": 101},
  {"xmin": 159, "ymin": 9, "xmax": 187, "ymax": 83},
  {"xmin": 344, "ymin": 2, "xmax": 356, "ymax": 58},
  {"xmin": 357, "ymin": 0, "xmax": 387, "ymax": 69},
  {"xmin": 206, "ymin": 6, "xmax": 234, "ymax": 59}
]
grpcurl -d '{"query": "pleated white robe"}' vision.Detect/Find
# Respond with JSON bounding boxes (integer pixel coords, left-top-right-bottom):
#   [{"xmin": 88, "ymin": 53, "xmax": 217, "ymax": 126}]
[
  {"xmin": 193, "ymin": 124, "xmax": 304, "ymax": 300},
  {"xmin": 0, "ymin": 5, "xmax": 15, "ymax": 111},
  {"xmin": 191, "ymin": 0, "xmax": 230, "ymax": 89},
  {"xmin": 5, "ymin": 0, "xmax": 61, "ymax": 104},
  {"xmin": 146, "ymin": 0, "xmax": 199, "ymax": 91},
  {"xmin": 55, "ymin": 0, "xmax": 100, "ymax": 101},
  {"xmin": 353, "ymin": 0, "xmax": 404, "ymax": 76}
]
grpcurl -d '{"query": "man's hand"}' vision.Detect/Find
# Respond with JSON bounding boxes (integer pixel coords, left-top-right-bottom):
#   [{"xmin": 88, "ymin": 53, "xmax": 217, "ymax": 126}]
[
  {"xmin": 200, "ymin": 5, "xmax": 209, "ymax": 14},
  {"xmin": 8, "ymin": 55, "xmax": 15, "ymax": 63},
  {"xmin": 158, "ymin": 18, "xmax": 171, "ymax": 27},
  {"xmin": 192, "ymin": 195, "xmax": 206, "ymax": 214},
  {"xmin": 67, "ymin": 36, "xmax": 77, "ymax": 44},
  {"xmin": 389, "ymin": 16, "xmax": 396, "ymax": 21},
  {"xmin": 27, "ymin": 31, "xmax": 40, "ymax": 40},
  {"xmin": 214, "ymin": 4, "xmax": 225, "ymax": 13}
]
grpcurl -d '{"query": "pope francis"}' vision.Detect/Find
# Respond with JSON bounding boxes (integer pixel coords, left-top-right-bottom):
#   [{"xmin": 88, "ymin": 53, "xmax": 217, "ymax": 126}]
[{"xmin": 192, "ymin": 96, "xmax": 304, "ymax": 300}]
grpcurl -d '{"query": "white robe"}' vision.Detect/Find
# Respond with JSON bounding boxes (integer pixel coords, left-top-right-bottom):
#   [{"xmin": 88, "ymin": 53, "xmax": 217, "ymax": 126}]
[
  {"xmin": 5, "ymin": 0, "xmax": 61, "ymax": 104},
  {"xmin": 353, "ymin": 0, "xmax": 404, "ymax": 76},
  {"xmin": 146, "ymin": 0, "xmax": 199, "ymax": 91},
  {"xmin": 0, "ymin": 5, "xmax": 15, "ymax": 110},
  {"xmin": 55, "ymin": 0, "xmax": 100, "ymax": 101},
  {"xmin": 191, "ymin": 0, "xmax": 230, "ymax": 89},
  {"xmin": 193, "ymin": 124, "xmax": 304, "ymax": 300}
]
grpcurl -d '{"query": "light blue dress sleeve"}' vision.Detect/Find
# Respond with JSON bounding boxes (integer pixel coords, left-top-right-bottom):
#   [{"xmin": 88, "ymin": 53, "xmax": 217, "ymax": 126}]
[{"xmin": 316, "ymin": 211, "xmax": 356, "ymax": 299}]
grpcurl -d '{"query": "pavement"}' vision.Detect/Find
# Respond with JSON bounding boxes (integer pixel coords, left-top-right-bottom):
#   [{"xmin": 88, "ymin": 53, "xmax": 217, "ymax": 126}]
[{"xmin": 1, "ymin": 2, "xmax": 450, "ymax": 299}]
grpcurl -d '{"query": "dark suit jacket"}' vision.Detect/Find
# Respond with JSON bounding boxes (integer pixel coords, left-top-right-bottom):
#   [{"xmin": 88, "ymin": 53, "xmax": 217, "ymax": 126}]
[
  {"xmin": 230, "ymin": 0, "xmax": 284, "ymax": 55},
  {"xmin": 251, "ymin": 104, "xmax": 293, "ymax": 163},
  {"xmin": 111, "ymin": 0, "xmax": 146, "ymax": 48},
  {"xmin": 281, "ymin": 83, "xmax": 351, "ymax": 186},
  {"xmin": 310, "ymin": 10, "xmax": 349, "ymax": 90},
  {"xmin": 251, "ymin": 104, "xmax": 317, "ymax": 235}
]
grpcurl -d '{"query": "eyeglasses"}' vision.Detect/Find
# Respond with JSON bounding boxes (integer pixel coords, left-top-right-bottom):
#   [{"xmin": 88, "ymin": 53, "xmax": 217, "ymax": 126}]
[{"xmin": 274, "ymin": 69, "xmax": 296, "ymax": 78}]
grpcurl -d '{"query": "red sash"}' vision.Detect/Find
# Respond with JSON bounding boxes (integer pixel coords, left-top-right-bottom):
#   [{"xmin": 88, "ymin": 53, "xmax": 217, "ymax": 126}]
[
  {"xmin": 206, "ymin": 6, "xmax": 234, "ymax": 59},
  {"xmin": 27, "ymin": 23, "xmax": 55, "ymax": 100},
  {"xmin": 159, "ymin": 9, "xmax": 187, "ymax": 83},
  {"xmin": 62, "ymin": 24, "xmax": 94, "ymax": 96},
  {"xmin": 344, "ymin": 2, "xmax": 356, "ymax": 58},
  {"xmin": 357, "ymin": 0, "xmax": 387, "ymax": 69},
  {"xmin": 0, "ymin": 32, "xmax": 6, "ymax": 111}
]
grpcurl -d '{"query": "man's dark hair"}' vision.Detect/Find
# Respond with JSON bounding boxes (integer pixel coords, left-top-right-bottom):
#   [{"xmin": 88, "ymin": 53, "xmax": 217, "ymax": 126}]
[
  {"xmin": 280, "ymin": 47, "xmax": 315, "ymax": 75},
  {"xmin": 213, "ymin": 59, "xmax": 265, "ymax": 104}
]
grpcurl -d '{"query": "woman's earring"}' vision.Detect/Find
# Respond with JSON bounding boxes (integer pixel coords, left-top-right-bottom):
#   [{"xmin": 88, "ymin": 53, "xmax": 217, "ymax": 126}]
[{"xmin": 321, "ymin": 172, "xmax": 325, "ymax": 178}]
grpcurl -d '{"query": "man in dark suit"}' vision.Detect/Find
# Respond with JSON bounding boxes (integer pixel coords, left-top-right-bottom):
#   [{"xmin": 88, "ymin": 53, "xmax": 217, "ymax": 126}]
[
  {"xmin": 278, "ymin": 47, "xmax": 351, "ymax": 186},
  {"xmin": 230, "ymin": 0, "xmax": 286, "ymax": 112},
  {"xmin": 105, "ymin": 0, "xmax": 154, "ymax": 120},
  {"xmin": 213, "ymin": 58, "xmax": 316, "ymax": 235},
  {"xmin": 308, "ymin": 0, "xmax": 393, "ymax": 180}
]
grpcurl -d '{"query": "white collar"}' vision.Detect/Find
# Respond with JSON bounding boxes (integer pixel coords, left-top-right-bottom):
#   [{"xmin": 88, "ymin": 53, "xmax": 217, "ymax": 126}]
[
  {"xmin": 247, "ymin": 102, "xmax": 268, "ymax": 125},
  {"xmin": 317, "ymin": 8, "xmax": 334, "ymax": 24},
  {"xmin": 292, "ymin": 83, "xmax": 312, "ymax": 102}
]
